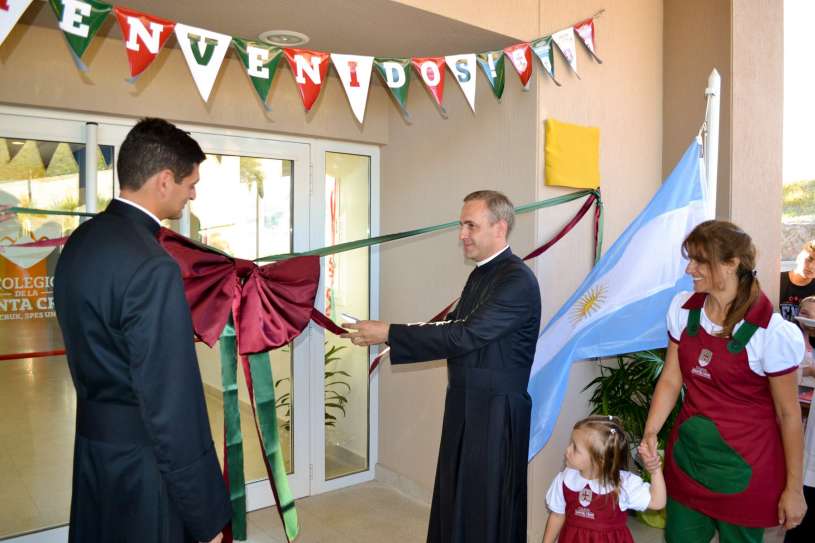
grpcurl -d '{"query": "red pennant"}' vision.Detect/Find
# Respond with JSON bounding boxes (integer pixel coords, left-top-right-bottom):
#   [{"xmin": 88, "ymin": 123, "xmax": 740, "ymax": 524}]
[
  {"xmin": 114, "ymin": 6, "xmax": 175, "ymax": 78},
  {"xmin": 503, "ymin": 43, "xmax": 533, "ymax": 89},
  {"xmin": 411, "ymin": 56, "xmax": 446, "ymax": 109},
  {"xmin": 283, "ymin": 48, "xmax": 331, "ymax": 111},
  {"xmin": 574, "ymin": 18, "xmax": 602, "ymax": 62}
]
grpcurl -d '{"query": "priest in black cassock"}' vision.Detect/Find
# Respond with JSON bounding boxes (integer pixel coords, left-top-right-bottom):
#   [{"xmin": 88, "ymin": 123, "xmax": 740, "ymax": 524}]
[
  {"xmin": 54, "ymin": 119, "xmax": 230, "ymax": 543},
  {"xmin": 344, "ymin": 190, "xmax": 541, "ymax": 543}
]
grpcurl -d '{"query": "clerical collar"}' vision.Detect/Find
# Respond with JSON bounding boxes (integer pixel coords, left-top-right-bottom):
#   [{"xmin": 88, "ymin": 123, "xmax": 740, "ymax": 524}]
[
  {"xmin": 477, "ymin": 245, "xmax": 510, "ymax": 267},
  {"xmin": 114, "ymin": 196, "xmax": 161, "ymax": 227}
]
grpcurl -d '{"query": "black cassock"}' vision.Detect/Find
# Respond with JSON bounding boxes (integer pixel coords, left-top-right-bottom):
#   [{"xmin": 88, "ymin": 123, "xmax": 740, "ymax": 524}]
[
  {"xmin": 388, "ymin": 248, "xmax": 541, "ymax": 543},
  {"xmin": 54, "ymin": 199, "xmax": 231, "ymax": 542}
]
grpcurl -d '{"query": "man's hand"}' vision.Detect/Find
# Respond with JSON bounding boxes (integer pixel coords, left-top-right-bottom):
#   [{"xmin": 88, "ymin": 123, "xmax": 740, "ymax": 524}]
[
  {"xmin": 202, "ymin": 533, "xmax": 223, "ymax": 543},
  {"xmin": 341, "ymin": 320, "xmax": 390, "ymax": 346}
]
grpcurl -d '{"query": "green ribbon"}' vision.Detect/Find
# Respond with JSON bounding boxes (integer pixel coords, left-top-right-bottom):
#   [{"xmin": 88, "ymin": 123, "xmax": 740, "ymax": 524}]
[
  {"xmin": 256, "ymin": 189, "xmax": 599, "ymax": 262},
  {"xmin": 6, "ymin": 206, "xmax": 95, "ymax": 217},
  {"xmin": 219, "ymin": 317, "xmax": 298, "ymax": 541},
  {"xmin": 218, "ymin": 320, "xmax": 247, "ymax": 540},
  {"xmin": 248, "ymin": 352, "xmax": 298, "ymax": 541},
  {"xmin": 6, "ymin": 190, "xmax": 601, "ymax": 264}
]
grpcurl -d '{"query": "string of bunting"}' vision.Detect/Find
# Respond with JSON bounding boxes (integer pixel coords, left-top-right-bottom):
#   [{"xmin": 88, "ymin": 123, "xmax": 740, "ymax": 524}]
[{"xmin": 0, "ymin": 1, "xmax": 604, "ymax": 121}]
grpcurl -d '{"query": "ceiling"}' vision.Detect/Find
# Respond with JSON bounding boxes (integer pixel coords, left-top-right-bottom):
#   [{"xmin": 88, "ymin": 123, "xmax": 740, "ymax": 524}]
[{"xmin": 21, "ymin": 0, "xmax": 517, "ymax": 57}]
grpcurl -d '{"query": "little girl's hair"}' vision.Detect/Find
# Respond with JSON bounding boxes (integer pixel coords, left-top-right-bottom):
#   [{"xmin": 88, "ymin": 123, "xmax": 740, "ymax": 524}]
[{"xmin": 573, "ymin": 415, "xmax": 630, "ymax": 495}]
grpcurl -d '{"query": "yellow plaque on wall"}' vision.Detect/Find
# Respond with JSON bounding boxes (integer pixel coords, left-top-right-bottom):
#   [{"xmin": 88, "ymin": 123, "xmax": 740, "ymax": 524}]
[{"xmin": 544, "ymin": 118, "xmax": 600, "ymax": 188}]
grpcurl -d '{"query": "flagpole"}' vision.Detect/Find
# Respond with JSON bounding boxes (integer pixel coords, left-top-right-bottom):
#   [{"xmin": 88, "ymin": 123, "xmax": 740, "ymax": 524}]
[{"xmin": 703, "ymin": 69, "xmax": 721, "ymax": 218}]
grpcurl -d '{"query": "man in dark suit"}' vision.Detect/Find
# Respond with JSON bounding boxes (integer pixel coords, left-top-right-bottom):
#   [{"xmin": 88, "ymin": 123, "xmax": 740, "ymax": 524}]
[
  {"xmin": 344, "ymin": 190, "xmax": 541, "ymax": 543},
  {"xmin": 54, "ymin": 118, "xmax": 231, "ymax": 543}
]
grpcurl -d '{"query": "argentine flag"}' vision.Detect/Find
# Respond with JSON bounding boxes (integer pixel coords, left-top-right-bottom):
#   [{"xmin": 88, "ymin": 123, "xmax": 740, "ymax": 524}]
[{"xmin": 528, "ymin": 139, "xmax": 713, "ymax": 460}]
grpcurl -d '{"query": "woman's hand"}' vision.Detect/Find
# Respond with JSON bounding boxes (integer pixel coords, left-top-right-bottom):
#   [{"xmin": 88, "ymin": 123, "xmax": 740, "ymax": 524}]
[
  {"xmin": 640, "ymin": 431, "xmax": 659, "ymax": 461},
  {"xmin": 637, "ymin": 441, "xmax": 661, "ymax": 473},
  {"xmin": 778, "ymin": 487, "xmax": 807, "ymax": 529}
]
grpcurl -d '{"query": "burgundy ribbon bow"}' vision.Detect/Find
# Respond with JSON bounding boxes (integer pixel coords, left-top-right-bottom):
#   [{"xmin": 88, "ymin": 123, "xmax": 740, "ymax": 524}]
[{"xmin": 158, "ymin": 228, "xmax": 321, "ymax": 352}]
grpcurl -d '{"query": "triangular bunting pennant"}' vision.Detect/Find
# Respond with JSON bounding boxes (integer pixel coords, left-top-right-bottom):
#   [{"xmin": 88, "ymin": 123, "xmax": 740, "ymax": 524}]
[
  {"xmin": 552, "ymin": 27, "xmax": 580, "ymax": 78},
  {"xmin": 476, "ymin": 51, "xmax": 505, "ymax": 100},
  {"xmin": 48, "ymin": 0, "xmax": 112, "ymax": 70},
  {"xmin": 232, "ymin": 38, "xmax": 283, "ymax": 108},
  {"xmin": 412, "ymin": 56, "xmax": 446, "ymax": 116},
  {"xmin": 175, "ymin": 23, "xmax": 231, "ymax": 102},
  {"xmin": 373, "ymin": 57, "xmax": 411, "ymax": 116},
  {"xmin": 503, "ymin": 43, "xmax": 533, "ymax": 91},
  {"xmin": 283, "ymin": 48, "xmax": 331, "ymax": 112},
  {"xmin": 531, "ymin": 36, "xmax": 560, "ymax": 86},
  {"xmin": 0, "ymin": 0, "xmax": 34, "ymax": 48},
  {"xmin": 574, "ymin": 18, "xmax": 602, "ymax": 63},
  {"xmin": 444, "ymin": 54, "xmax": 476, "ymax": 113},
  {"xmin": 330, "ymin": 53, "xmax": 374, "ymax": 123},
  {"xmin": 113, "ymin": 6, "xmax": 175, "ymax": 79}
]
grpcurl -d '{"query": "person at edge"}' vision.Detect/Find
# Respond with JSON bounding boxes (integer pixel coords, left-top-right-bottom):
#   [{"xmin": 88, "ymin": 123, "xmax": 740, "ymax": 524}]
[
  {"xmin": 342, "ymin": 190, "xmax": 542, "ymax": 543},
  {"xmin": 640, "ymin": 220, "xmax": 807, "ymax": 543},
  {"xmin": 54, "ymin": 118, "xmax": 231, "ymax": 543},
  {"xmin": 779, "ymin": 240, "xmax": 815, "ymax": 324},
  {"xmin": 784, "ymin": 295, "xmax": 815, "ymax": 542}
]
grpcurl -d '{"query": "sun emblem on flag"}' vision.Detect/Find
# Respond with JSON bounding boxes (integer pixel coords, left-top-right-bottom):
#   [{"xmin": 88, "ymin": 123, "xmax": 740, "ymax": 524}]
[{"xmin": 570, "ymin": 283, "xmax": 607, "ymax": 324}]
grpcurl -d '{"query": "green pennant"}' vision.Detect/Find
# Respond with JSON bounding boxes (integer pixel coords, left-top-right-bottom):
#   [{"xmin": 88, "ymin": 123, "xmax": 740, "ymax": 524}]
[
  {"xmin": 476, "ymin": 51, "xmax": 505, "ymax": 100},
  {"xmin": 48, "ymin": 0, "xmax": 112, "ymax": 60},
  {"xmin": 232, "ymin": 38, "xmax": 283, "ymax": 105},
  {"xmin": 531, "ymin": 36, "xmax": 560, "ymax": 85},
  {"xmin": 374, "ymin": 57, "xmax": 411, "ymax": 114}
]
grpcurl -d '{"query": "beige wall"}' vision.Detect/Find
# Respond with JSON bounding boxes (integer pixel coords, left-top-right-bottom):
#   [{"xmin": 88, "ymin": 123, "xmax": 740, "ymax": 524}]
[
  {"xmin": 730, "ymin": 0, "xmax": 784, "ymax": 305},
  {"xmin": 377, "ymin": 1, "xmax": 664, "ymax": 541},
  {"xmin": 663, "ymin": 0, "xmax": 732, "ymax": 218},
  {"xmin": 0, "ymin": 24, "xmax": 390, "ymax": 144}
]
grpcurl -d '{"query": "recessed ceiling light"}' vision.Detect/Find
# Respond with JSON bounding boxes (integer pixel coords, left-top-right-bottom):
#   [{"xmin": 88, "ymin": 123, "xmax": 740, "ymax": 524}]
[
  {"xmin": 258, "ymin": 30, "xmax": 310, "ymax": 47},
  {"xmin": 11, "ymin": 141, "xmax": 24, "ymax": 145}
]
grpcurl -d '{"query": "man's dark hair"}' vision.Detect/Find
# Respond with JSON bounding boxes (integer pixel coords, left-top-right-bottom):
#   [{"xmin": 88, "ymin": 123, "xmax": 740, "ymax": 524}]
[{"xmin": 117, "ymin": 118, "xmax": 206, "ymax": 191}]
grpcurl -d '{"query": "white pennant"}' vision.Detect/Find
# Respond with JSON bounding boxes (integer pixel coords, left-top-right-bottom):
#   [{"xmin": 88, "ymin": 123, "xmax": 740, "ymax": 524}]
[
  {"xmin": 0, "ymin": 0, "xmax": 33, "ymax": 47},
  {"xmin": 174, "ymin": 23, "xmax": 231, "ymax": 102},
  {"xmin": 445, "ymin": 54, "xmax": 476, "ymax": 113},
  {"xmin": 552, "ymin": 27, "xmax": 579, "ymax": 77},
  {"xmin": 330, "ymin": 54, "xmax": 374, "ymax": 123}
]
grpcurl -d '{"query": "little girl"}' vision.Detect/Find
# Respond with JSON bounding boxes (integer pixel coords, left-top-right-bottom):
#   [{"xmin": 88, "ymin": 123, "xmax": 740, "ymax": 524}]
[{"xmin": 542, "ymin": 416, "xmax": 666, "ymax": 543}]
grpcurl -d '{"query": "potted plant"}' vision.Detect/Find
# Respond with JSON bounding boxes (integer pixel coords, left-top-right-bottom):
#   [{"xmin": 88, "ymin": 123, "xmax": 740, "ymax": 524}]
[
  {"xmin": 274, "ymin": 343, "xmax": 352, "ymax": 432},
  {"xmin": 582, "ymin": 349, "xmax": 683, "ymax": 529}
]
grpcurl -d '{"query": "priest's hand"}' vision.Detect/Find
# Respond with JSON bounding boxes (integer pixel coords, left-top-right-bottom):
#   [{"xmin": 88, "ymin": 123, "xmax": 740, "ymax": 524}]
[{"xmin": 342, "ymin": 321, "xmax": 390, "ymax": 346}]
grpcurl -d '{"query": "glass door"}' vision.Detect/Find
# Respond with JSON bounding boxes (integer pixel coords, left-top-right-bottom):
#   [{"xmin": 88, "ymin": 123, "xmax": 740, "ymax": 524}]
[{"xmin": 309, "ymin": 141, "xmax": 380, "ymax": 493}]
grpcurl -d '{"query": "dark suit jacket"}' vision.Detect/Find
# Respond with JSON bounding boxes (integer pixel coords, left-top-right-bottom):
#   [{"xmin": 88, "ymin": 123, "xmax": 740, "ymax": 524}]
[{"xmin": 54, "ymin": 199, "xmax": 231, "ymax": 542}]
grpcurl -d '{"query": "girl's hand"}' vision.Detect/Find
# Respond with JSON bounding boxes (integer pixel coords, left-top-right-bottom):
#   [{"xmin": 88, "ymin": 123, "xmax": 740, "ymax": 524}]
[
  {"xmin": 637, "ymin": 442, "xmax": 661, "ymax": 473},
  {"xmin": 778, "ymin": 487, "xmax": 807, "ymax": 529}
]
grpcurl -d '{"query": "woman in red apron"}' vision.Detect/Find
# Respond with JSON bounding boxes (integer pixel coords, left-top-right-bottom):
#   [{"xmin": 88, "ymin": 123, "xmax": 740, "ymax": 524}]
[{"xmin": 642, "ymin": 220, "xmax": 807, "ymax": 542}]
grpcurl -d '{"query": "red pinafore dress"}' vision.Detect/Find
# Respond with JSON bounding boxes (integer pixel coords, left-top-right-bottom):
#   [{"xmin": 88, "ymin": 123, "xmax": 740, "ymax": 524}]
[
  {"xmin": 663, "ymin": 292, "xmax": 793, "ymax": 527},
  {"xmin": 559, "ymin": 481, "xmax": 634, "ymax": 543}
]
